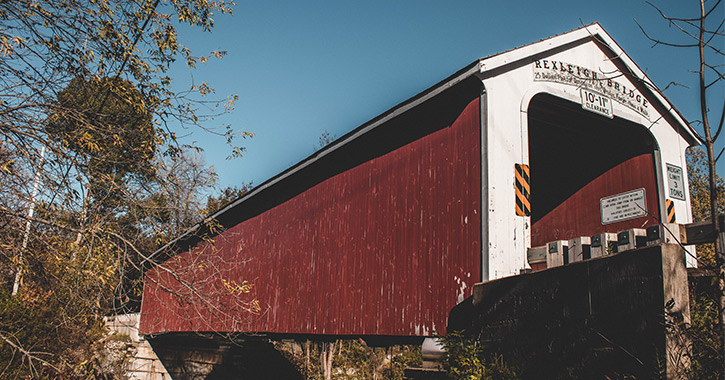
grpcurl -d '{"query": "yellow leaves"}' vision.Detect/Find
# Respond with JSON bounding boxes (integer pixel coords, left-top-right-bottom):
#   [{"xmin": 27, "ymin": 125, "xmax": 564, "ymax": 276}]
[
  {"xmin": 151, "ymin": 24, "xmax": 179, "ymax": 55},
  {"xmin": 203, "ymin": 218, "xmax": 223, "ymax": 235},
  {"xmin": 80, "ymin": 131, "xmax": 101, "ymax": 154},
  {"xmin": 24, "ymin": 2, "xmax": 52, "ymax": 18},
  {"xmin": 248, "ymin": 299, "xmax": 261, "ymax": 313},
  {"xmin": 17, "ymin": 286, "xmax": 53, "ymax": 306},
  {"xmin": 196, "ymin": 82, "xmax": 212, "ymax": 96},
  {"xmin": 100, "ymin": 264, "xmax": 117, "ymax": 286},
  {"xmin": 186, "ymin": 55, "xmax": 197, "ymax": 68},
  {"xmin": 220, "ymin": 278, "xmax": 261, "ymax": 313},
  {"xmin": 227, "ymin": 146, "xmax": 246, "ymax": 160},
  {"xmin": 154, "ymin": 234, "xmax": 168, "ymax": 246},
  {"xmin": 223, "ymin": 94, "xmax": 238, "ymax": 111},
  {"xmin": 0, "ymin": 159, "xmax": 14, "ymax": 174},
  {"xmin": 11, "ymin": 36, "xmax": 24, "ymax": 48},
  {"xmin": 221, "ymin": 278, "xmax": 253, "ymax": 295},
  {"xmin": 182, "ymin": 48, "xmax": 226, "ymax": 69},
  {"xmin": 0, "ymin": 36, "xmax": 26, "ymax": 57}
]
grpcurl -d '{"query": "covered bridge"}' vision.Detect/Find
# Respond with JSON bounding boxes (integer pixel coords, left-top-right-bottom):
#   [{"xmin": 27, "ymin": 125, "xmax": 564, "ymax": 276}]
[{"xmin": 139, "ymin": 23, "xmax": 699, "ymax": 341}]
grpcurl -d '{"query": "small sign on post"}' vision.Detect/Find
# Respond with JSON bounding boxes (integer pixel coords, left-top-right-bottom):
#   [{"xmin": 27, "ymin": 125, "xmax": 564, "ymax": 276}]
[{"xmin": 666, "ymin": 164, "xmax": 685, "ymax": 201}]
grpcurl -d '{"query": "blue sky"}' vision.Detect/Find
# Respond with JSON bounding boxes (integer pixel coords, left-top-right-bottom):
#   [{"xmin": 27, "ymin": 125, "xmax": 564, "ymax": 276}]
[{"xmin": 168, "ymin": 0, "xmax": 724, "ymax": 192}]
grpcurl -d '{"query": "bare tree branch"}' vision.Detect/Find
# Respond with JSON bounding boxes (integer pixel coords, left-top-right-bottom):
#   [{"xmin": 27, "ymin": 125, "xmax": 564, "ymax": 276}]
[{"xmin": 0, "ymin": 331, "xmax": 60, "ymax": 375}]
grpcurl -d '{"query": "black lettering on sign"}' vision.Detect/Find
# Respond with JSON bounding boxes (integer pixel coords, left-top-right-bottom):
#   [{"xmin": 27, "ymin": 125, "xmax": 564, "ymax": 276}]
[{"xmin": 532, "ymin": 58, "xmax": 650, "ymax": 118}]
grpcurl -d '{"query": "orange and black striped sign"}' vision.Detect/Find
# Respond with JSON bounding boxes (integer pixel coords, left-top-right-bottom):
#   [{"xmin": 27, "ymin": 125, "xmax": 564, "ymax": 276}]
[
  {"xmin": 666, "ymin": 199, "xmax": 676, "ymax": 223},
  {"xmin": 515, "ymin": 164, "xmax": 531, "ymax": 217}
]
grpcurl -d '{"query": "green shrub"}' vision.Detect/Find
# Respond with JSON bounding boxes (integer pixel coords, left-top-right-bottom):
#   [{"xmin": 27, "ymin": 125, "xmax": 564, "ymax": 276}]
[{"xmin": 441, "ymin": 331, "xmax": 519, "ymax": 380}]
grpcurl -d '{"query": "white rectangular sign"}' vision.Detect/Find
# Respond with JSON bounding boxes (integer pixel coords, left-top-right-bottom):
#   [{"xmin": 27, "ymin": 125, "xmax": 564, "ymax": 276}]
[
  {"xmin": 580, "ymin": 89, "xmax": 613, "ymax": 118},
  {"xmin": 601, "ymin": 188, "xmax": 647, "ymax": 225},
  {"xmin": 666, "ymin": 164, "xmax": 686, "ymax": 200},
  {"xmin": 532, "ymin": 59, "xmax": 650, "ymax": 119}
]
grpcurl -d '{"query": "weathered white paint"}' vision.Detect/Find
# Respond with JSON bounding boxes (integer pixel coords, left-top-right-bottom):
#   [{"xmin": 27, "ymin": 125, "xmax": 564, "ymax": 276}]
[{"xmin": 473, "ymin": 23, "xmax": 698, "ymax": 280}]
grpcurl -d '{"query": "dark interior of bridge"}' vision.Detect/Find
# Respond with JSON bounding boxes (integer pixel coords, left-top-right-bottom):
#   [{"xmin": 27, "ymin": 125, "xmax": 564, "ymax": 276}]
[{"xmin": 527, "ymin": 93, "xmax": 658, "ymax": 224}]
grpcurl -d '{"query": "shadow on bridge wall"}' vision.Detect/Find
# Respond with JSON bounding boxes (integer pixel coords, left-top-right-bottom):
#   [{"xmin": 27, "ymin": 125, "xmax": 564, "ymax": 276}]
[
  {"xmin": 147, "ymin": 334, "xmax": 303, "ymax": 380},
  {"xmin": 448, "ymin": 243, "xmax": 691, "ymax": 380}
]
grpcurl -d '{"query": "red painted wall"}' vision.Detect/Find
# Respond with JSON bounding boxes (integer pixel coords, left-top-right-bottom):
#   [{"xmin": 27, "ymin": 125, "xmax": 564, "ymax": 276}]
[
  {"xmin": 531, "ymin": 153, "xmax": 659, "ymax": 247},
  {"xmin": 140, "ymin": 99, "xmax": 481, "ymax": 336}
]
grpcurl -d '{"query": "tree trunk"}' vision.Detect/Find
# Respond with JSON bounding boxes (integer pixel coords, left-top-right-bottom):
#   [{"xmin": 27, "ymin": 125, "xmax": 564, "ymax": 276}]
[
  {"xmin": 304, "ymin": 340, "xmax": 309, "ymax": 375},
  {"xmin": 719, "ymin": 230, "xmax": 725, "ymax": 378},
  {"xmin": 12, "ymin": 146, "xmax": 45, "ymax": 296},
  {"xmin": 321, "ymin": 341, "xmax": 338, "ymax": 380},
  {"xmin": 697, "ymin": 0, "xmax": 725, "ymax": 374}
]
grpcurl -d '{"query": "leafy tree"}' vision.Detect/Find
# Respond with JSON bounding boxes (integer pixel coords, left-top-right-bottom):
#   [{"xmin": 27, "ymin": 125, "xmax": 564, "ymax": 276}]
[
  {"xmin": 203, "ymin": 182, "xmax": 254, "ymax": 216},
  {"xmin": 47, "ymin": 76, "xmax": 156, "ymax": 181},
  {"xmin": 639, "ymin": 0, "xmax": 724, "ymax": 369},
  {"xmin": 688, "ymin": 147, "xmax": 725, "ymax": 267},
  {"xmin": 441, "ymin": 332, "xmax": 518, "ymax": 380},
  {"xmin": 688, "ymin": 292, "xmax": 722, "ymax": 379},
  {"xmin": 684, "ymin": 148, "xmax": 725, "ymax": 378},
  {"xmin": 276, "ymin": 339, "xmax": 422, "ymax": 380},
  {"xmin": 442, "ymin": 332, "xmax": 485, "ymax": 380},
  {"xmin": 0, "ymin": 0, "xmax": 251, "ymax": 377}
]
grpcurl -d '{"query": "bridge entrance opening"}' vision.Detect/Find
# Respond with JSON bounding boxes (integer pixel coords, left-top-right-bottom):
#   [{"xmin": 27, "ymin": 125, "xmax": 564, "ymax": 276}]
[{"xmin": 527, "ymin": 93, "xmax": 660, "ymax": 246}]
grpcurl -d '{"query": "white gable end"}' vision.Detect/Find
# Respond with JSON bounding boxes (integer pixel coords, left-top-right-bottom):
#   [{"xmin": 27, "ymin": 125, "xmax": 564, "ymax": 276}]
[{"xmin": 473, "ymin": 24, "xmax": 698, "ymax": 279}]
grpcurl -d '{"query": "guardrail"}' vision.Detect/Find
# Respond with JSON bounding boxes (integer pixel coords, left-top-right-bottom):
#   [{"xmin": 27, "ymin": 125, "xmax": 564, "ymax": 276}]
[{"xmin": 528, "ymin": 215, "xmax": 723, "ymax": 271}]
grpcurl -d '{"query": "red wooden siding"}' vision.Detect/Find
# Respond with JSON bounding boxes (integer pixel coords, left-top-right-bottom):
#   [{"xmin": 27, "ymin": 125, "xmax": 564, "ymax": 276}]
[
  {"xmin": 141, "ymin": 98, "xmax": 481, "ymax": 337},
  {"xmin": 531, "ymin": 153, "xmax": 659, "ymax": 246}
]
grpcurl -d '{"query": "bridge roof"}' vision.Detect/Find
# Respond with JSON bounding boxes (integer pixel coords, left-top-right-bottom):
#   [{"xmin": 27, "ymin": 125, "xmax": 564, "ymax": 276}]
[{"xmin": 152, "ymin": 22, "xmax": 700, "ymax": 260}]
